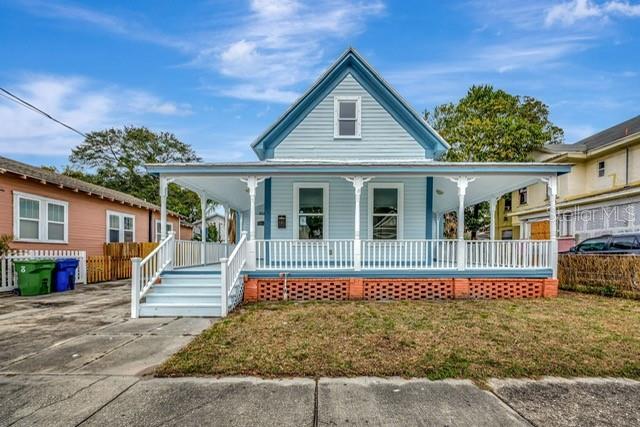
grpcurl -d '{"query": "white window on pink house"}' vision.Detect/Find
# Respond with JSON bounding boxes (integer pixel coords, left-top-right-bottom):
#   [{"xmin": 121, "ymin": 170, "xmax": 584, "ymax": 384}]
[
  {"xmin": 106, "ymin": 211, "xmax": 135, "ymax": 243},
  {"xmin": 13, "ymin": 191, "xmax": 68, "ymax": 243}
]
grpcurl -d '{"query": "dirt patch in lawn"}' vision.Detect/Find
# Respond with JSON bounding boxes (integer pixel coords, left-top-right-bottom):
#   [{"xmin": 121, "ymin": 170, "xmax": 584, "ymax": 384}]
[{"xmin": 157, "ymin": 292, "xmax": 640, "ymax": 379}]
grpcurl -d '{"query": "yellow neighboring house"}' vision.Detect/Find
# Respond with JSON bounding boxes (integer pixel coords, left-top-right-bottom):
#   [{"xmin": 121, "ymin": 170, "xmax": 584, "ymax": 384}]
[{"xmin": 500, "ymin": 115, "xmax": 640, "ymax": 251}]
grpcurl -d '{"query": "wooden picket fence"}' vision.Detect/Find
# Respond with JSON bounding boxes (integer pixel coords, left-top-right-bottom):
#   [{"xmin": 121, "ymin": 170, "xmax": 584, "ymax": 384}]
[
  {"xmin": 86, "ymin": 242, "xmax": 159, "ymax": 284},
  {"xmin": 103, "ymin": 242, "xmax": 158, "ymax": 258},
  {"xmin": 1, "ymin": 249, "xmax": 87, "ymax": 292}
]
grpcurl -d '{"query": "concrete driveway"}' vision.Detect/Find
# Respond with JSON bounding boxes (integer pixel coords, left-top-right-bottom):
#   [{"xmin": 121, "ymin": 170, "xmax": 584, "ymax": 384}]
[
  {"xmin": 1, "ymin": 282, "xmax": 639, "ymax": 426},
  {"xmin": 0, "ymin": 280, "xmax": 215, "ymax": 375}
]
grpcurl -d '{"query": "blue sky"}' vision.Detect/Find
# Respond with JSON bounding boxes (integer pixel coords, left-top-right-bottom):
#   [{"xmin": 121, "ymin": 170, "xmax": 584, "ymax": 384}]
[{"xmin": 1, "ymin": 0, "xmax": 639, "ymax": 167}]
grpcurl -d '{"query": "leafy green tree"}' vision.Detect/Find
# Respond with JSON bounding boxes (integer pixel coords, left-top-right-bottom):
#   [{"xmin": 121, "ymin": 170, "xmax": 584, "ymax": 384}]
[
  {"xmin": 67, "ymin": 127, "xmax": 202, "ymax": 222},
  {"xmin": 426, "ymin": 85, "xmax": 563, "ymax": 237},
  {"xmin": 193, "ymin": 223, "xmax": 219, "ymax": 243}
]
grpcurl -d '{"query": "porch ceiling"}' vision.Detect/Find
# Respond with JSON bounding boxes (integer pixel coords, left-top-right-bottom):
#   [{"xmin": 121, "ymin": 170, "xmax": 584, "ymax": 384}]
[
  {"xmin": 170, "ymin": 171, "xmax": 548, "ymax": 214},
  {"xmin": 171, "ymin": 175, "xmax": 264, "ymax": 211},
  {"xmin": 433, "ymin": 175, "xmax": 544, "ymax": 213}
]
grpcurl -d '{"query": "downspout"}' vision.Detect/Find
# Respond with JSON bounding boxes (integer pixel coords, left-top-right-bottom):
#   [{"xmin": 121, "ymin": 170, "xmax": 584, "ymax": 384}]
[{"xmin": 625, "ymin": 126, "xmax": 630, "ymax": 187}]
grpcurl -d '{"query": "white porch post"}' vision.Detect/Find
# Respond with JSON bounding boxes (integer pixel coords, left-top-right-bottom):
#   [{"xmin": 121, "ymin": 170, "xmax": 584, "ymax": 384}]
[
  {"xmin": 242, "ymin": 176, "xmax": 264, "ymax": 270},
  {"xmin": 544, "ymin": 175, "xmax": 558, "ymax": 278},
  {"xmin": 344, "ymin": 176, "xmax": 372, "ymax": 271},
  {"xmin": 159, "ymin": 176, "xmax": 170, "ymax": 240},
  {"xmin": 489, "ymin": 196, "xmax": 498, "ymax": 241},
  {"xmin": 199, "ymin": 192, "xmax": 207, "ymax": 265},
  {"xmin": 450, "ymin": 176, "xmax": 473, "ymax": 271},
  {"xmin": 223, "ymin": 203, "xmax": 230, "ymax": 255}
]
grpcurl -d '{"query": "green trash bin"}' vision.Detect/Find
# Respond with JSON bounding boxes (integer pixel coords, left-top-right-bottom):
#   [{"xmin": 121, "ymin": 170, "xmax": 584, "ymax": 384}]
[{"xmin": 13, "ymin": 259, "xmax": 56, "ymax": 296}]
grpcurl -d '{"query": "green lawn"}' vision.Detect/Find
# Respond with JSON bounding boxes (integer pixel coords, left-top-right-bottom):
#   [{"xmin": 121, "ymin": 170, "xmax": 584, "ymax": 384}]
[{"xmin": 157, "ymin": 292, "xmax": 640, "ymax": 380}]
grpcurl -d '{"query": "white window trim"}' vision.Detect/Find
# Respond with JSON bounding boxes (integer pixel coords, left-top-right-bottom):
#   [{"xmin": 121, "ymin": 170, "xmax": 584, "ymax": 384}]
[
  {"xmin": 13, "ymin": 191, "xmax": 69, "ymax": 244},
  {"xmin": 367, "ymin": 183, "xmax": 404, "ymax": 240},
  {"xmin": 105, "ymin": 210, "xmax": 136, "ymax": 243},
  {"xmin": 154, "ymin": 219, "xmax": 174, "ymax": 242},
  {"xmin": 333, "ymin": 95, "xmax": 361, "ymax": 139},
  {"xmin": 293, "ymin": 183, "xmax": 330, "ymax": 240}
]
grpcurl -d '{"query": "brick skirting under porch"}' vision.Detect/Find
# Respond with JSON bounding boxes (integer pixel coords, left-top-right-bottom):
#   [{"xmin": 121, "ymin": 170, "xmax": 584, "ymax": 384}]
[{"xmin": 243, "ymin": 277, "xmax": 559, "ymax": 302}]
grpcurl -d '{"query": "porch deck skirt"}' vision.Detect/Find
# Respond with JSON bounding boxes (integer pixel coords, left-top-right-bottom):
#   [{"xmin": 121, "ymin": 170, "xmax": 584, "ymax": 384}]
[{"xmin": 243, "ymin": 277, "xmax": 559, "ymax": 302}]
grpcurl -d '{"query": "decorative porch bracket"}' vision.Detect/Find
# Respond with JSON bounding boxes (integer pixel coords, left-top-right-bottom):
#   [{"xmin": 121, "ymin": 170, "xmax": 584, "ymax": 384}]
[
  {"xmin": 240, "ymin": 176, "xmax": 266, "ymax": 271},
  {"xmin": 541, "ymin": 175, "xmax": 558, "ymax": 278},
  {"xmin": 448, "ymin": 176, "xmax": 476, "ymax": 271},
  {"xmin": 344, "ymin": 176, "xmax": 374, "ymax": 271}
]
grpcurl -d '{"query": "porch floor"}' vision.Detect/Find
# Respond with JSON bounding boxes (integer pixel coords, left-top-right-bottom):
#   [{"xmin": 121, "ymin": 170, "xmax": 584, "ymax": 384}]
[{"xmin": 173, "ymin": 264, "xmax": 552, "ymax": 278}]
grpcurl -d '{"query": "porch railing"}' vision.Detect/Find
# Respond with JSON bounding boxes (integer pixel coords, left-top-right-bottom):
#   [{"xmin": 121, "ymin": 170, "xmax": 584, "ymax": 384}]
[
  {"xmin": 221, "ymin": 232, "xmax": 248, "ymax": 315},
  {"xmin": 465, "ymin": 240, "xmax": 551, "ymax": 269},
  {"xmin": 253, "ymin": 239, "xmax": 552, "ymax": 271},
  {"xmin": 174, "ymin": 240, "xmax": 234, "ymax": 268},
  {"xmin": 362, "ymin": 239, "xmax": 457, "ymax": 270},
  {"xmin": 255, "ymin": 239, "xmax": 355, "ymax": 270},
  {"xmin": 131, "ymin": 232, "xmax": 174, "ymax": 318}
]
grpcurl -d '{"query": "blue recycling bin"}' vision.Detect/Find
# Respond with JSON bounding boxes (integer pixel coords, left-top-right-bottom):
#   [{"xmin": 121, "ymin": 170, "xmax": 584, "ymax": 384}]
[{"xmin": 53, "ymin": 258, "xmax": 79, "ymax": 292}]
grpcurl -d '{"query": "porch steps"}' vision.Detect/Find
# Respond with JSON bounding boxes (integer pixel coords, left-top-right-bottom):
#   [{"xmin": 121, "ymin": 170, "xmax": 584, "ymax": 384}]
[{"xmin": 138, "ymin": 271, "xmax": 223, "ymax": 317}]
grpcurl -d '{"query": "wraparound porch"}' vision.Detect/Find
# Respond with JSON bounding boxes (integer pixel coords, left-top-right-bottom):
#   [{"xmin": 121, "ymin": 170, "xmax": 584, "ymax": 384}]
[{"xmin": 130, "ymin": 161, "xmax": 570, "ymax": 317}]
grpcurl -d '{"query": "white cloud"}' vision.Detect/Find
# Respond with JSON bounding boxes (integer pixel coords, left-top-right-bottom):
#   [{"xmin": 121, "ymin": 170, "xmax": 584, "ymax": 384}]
[
  {"xmin": 545, "ymin": 0, "xmax": 640, "ymax": 26},
  {"xmin": 203, "ymin": 0, "xmax": 385, "ymax": 103},
  {"xmin": 0, "ymin": 74, "xmax": 191, "ymax": 155}
]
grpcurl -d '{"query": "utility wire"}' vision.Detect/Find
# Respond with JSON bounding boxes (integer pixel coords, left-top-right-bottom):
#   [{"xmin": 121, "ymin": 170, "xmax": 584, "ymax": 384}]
[{"xmin": 0, "ymin": 87, "xmax": 87, "ymax": 138}]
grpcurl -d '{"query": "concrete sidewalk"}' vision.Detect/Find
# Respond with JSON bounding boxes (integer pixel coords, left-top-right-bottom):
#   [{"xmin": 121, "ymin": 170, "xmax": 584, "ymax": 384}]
[{"xmin": 1, "ymin": 375, "xmax": 639, "ymax": 426}]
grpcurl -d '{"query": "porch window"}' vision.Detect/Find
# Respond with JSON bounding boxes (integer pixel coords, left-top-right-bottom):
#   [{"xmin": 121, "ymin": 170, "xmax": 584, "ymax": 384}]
[
  {"xmin": 334, "ymin": 96, "xmax": 361, "ymax": 138},
  {"xmin": 155, "ymin": 220, "xmax": 174, "ymax": 242},
  {"xmin": 13, "ymin": 192, "xmax": 68, "ymax": 243},
  {"xmin": 368, "ymin": 183, "xmax": 404, "ymax": 240},
  {"xmin": 294, "ymin": 183, "xmax": 329, "ymax": 239},
  {"xmin": 107, "ymin": 211, "xmax": 135, "ymax": 243}
]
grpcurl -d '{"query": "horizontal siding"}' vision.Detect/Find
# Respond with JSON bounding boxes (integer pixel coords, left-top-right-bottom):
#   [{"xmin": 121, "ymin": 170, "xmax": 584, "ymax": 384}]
[
  {"xmin": 268, "ymin": 177, "xmax": 427, "ymax": 239},
  {"xmin": 0, "ymin": 174, "xmax": 184, "ymax": 256},
  {"xmin": 274, "ymin": 74, "xmax": 427, "ymax": 160}
]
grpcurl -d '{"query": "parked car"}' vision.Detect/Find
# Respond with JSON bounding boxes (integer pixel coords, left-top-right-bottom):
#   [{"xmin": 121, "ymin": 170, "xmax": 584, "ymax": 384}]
[{"xmin": 566, "ymin": 234, "xmax": 640, "ymax": 254}]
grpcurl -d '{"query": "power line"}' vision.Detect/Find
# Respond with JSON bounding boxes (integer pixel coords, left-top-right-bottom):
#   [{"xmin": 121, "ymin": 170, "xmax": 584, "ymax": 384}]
[{"xmin": 0, "ymin": 87, "xmax": 87, "ymax": 138}]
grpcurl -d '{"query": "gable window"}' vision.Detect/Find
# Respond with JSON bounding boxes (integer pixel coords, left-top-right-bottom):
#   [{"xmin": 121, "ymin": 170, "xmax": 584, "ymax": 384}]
[
  {"xmin": 294, "ymin": 183, "xmax": 329, "ymax": 239},
  {"xmin": 107, "ymin": 211, "xmax": 135, "ymax": 243},
  {"xmin": 518, "ymin": 187, "xmax": 528, "ymax": 205},
  {"xmin": 368, "ymin": 183, "xmax": 404, "ymax": 240},
  {"xmin": 155, "ymin": 220, "xmax": 174, "ymax": 242},
  {"xmin": 598, "ymin": 161, "xmax": 605, "ymax": 177},
  {"xmin": 334, "ymin": 96, "xmax": 361, "ymax": 138},
  {"xmin": 14, "ymin": 192, "xmax": 68, "ymax": 243}
]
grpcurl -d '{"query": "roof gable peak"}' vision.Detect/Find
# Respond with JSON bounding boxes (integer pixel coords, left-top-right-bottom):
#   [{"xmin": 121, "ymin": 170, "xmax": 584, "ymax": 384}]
[{"xmin": 251, "ymin": 47, "xmax": 449, "ymax": 160}]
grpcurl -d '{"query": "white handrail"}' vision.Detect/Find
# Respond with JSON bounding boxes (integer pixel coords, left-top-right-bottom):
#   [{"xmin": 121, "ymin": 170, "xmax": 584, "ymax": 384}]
[
  {"xmin": 221, "ymin": 232, "xmax": 248, "ymax": 315},
  {"xmin": 131, "ymin": 231, "xmax": 174, "ymax": 318}
]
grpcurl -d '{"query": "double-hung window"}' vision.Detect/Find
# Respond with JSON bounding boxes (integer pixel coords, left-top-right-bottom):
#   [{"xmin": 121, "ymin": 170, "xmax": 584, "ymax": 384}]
[
  {"xmin": 368, "ymin": 183, "xmax": 404, "ymax": 240},
  {"xmin": 598, "ymin": 161, "xmax": 605, "ymax": 177},
  {"xmin": 294, "ymin": 183, "xmax": 329, "ymax": 240},
  {"xmin": 14, "ymin": 192, "xmax": 68, "ymax": 243},
  {"xmin": 334, "ymin": 96, "xmax": 361, "ymax": 138},
  {"xmin": 106, "ymin": 211, "xmax": 135, "ymax": 243},
  {"xmin": 155, "ymin": 220, "xmax": 174, "ymax": 242}
]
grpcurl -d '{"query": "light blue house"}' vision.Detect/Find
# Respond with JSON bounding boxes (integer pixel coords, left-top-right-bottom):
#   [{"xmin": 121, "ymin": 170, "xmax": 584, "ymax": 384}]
[{"xmin": 132, "ymin": 48, "xmax": 570, "ymax": 317}]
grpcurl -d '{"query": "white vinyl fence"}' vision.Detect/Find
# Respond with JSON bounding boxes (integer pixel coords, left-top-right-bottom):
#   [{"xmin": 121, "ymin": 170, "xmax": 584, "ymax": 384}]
[{"xmin": 0, "ymin": 249, "xmax": 87, "ymax": 293}]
